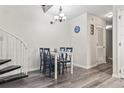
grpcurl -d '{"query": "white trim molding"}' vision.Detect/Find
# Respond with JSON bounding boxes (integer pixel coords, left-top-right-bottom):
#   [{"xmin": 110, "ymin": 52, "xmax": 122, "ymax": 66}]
[
  {"xmin": 112, "ymin": 74, "xmax": 119, "ymax": 78},
  {"xmin": 74, "ymin": 64, "xmax": 88, "ymax": 69},
  {"xmin": 74, "ymin": 61, "xmax": 106, "ymax": 69},
  {"xmin": 28, "ymin": 68, "xmax": 39, "ymax": 72}
]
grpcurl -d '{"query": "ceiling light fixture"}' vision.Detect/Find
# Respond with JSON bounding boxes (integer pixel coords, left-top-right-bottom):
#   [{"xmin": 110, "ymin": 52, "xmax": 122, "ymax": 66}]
[
  {"xmin": 50, "ymin": 6, "xmax": 67, "ymax": 24},
  {"xmin": 106, "ymin": 25, "xmax": 112, "ymax": 29},
  {"xmin": 105, "ymin": 12, "xmax": 113, "ymax": 18}
]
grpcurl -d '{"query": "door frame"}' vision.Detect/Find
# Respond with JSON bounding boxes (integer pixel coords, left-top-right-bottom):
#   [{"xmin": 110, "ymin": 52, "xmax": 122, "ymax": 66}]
[
  {"xmin": 117, "ymin": 9, "xmax": 124, "ymax": 78},
  {"xmin": 117, "ymin": 9, "xmax": 121, "ymax": 78}
]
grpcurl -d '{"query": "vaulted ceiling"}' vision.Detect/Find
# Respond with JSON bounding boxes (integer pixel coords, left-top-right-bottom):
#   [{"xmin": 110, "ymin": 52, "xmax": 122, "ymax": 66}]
[{"xmin": 45, "ymin": 5, "xmax": 112, "ymax": 20}]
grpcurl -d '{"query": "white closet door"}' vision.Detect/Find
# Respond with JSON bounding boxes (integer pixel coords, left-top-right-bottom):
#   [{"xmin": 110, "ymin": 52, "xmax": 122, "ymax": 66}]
[{"xmin": 96, "ymin": 26, "xmax": 106, "ymax": 64}]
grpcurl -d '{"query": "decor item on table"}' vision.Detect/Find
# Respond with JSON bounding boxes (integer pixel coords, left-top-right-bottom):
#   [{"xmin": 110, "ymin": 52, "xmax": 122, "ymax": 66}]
[
  {"xmin": 90, "ymin": 24, "xmax": 94, "ymax": 35},
  {"xmin": 54, "ymin": 48, "xmax": 57, "ymax": 52},
  {"xmin": 50, "ymin": 6, "xmax": 67, "ymax": 24},
  {"xmin": 74, "ymin": 26, "xmax": 80, "ymax": 33}
]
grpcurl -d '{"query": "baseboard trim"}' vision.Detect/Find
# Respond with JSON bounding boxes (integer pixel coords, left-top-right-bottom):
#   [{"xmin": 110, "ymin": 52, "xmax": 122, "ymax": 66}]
[
  {"xmin": 86, "ymin": 63, "xmax": 98, "ymax": 69},
  {"xmin": 74, "ymin": 64, "xmax": 88, "ymax": 69},
  {"xmin": 28, "ymin": 68, "xmax": 39, "ymax": 72},
  {"xmin": 74, "ymin": 61, "xmax": 107, "ymax": 69},
  {"xmin": 112, "ymin": 74, "xmax": 119, "ymax": 78},
  {"xmin": 74, "ymin": 63, "xmax": 97, "ymax": 69}
]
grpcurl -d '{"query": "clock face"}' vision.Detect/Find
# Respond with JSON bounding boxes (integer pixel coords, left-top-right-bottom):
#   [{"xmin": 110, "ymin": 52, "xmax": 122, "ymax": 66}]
[{"xmin": 74, "ymin": 26, "xmax": 80, "ymax": 33}]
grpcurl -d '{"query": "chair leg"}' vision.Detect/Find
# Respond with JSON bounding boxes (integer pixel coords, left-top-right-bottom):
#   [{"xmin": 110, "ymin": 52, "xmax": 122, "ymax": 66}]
[
  {"xmin": 58, "ymin": 62, "xmax": 61, "ymax": 75},
  {"xmin": 40, "ymin": 66, "xmax": 41, "ymax": 71},
  {"xmin": 65, "ymin": 63, "xmax": 67, "ymax": 72},
  {"xmin": 62, "ymin": 63, "xmax": 64, "ymax": 74},
  {"xmin": 43, "ymin": 63, "xmax": 46, "ymax": 74},
  {"xmin": 40, "ymin": 62, "xmax": 42, "ymax": 71},
  {"xmin": 49, "ymin": 64, "xmax": 52, "ymax": 77},
  {"xmin": 52, "ymin": 64, "xmax": 54, "ymax": 72}
]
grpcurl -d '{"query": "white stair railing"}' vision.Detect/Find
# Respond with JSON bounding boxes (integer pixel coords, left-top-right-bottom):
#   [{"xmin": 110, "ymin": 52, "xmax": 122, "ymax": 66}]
[{"xmin": 0, "ymin": 28, "xmax": 28, "ymax": 75}]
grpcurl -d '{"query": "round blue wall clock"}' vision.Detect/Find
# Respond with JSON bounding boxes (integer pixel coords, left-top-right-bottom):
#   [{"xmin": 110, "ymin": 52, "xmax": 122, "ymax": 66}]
[{"xmin": 74, "ymin": 26, "xmax": 80, "ymax": 33}]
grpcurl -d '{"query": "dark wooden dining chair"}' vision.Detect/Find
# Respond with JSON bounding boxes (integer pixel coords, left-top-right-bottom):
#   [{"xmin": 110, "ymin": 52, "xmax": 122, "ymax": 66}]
[
  {"xmin": 43, "ymin": 48, "xmax": 54, "ymax": 77},
  {"xmin": 59, "ymin": 47, "xmax": 73, "ymax": 74}
]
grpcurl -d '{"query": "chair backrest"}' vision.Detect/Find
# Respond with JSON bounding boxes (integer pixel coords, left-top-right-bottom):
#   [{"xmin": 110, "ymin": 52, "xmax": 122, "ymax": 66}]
[
  {"xmin": 39, "ymin": 48, "xmax": 44, "ymax": 62},
  {"xmin": 66, "ymin": 47, "xmax": 73, "ymax": 53},
  {"xmin": 60, "ymin": 47, "xmax": 66, "ymax": 52},
  {"xmin": 44, "ymin": 48, "xmax": 50, "ymax": 55},
  {"xmin": 43, "ymin": 48, "xmax": 52, "ymax": 64},
  {"xmin": 59, "ymin": 47, "xmax": 67, "ymax": 60},
  {"xmin": 66, "ymin": 47, "xmax": 73, "ymax": 61}
]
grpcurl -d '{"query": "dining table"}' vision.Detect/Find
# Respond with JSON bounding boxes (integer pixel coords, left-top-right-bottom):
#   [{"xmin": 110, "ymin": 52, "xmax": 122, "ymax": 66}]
[{"xmin": 51, "ymin": 51, "xmax": 73, "ymax": 79}]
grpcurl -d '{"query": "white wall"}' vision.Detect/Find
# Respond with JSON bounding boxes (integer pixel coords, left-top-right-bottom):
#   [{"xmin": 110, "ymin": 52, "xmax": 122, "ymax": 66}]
[
  {"xmin": 0, "ymin": 5, "xmax": 71, "ymax": 71},
  {"xmin": 0, "ymin": 5, "xmax": 110, "ymax": 72},
  {"xmin": 69, "ymin": 13, "xmax": 106, "ymax": 69},
  {"xmin": 87, "ymin": 14, "xmax": 106, "ymax": 68},
  {"xmin": 69, "ymin": 13, "xmax": 88, "ymax": 68}
]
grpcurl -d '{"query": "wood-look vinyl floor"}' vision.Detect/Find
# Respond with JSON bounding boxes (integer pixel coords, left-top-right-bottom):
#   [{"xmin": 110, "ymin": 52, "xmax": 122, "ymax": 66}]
[{"xmin": 0, "ymin": 62, "xmax": 123, "ymax": 88}]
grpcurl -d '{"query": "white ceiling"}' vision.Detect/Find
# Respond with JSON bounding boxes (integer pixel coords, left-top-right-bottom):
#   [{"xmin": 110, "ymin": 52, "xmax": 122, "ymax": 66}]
[{"xmin": 46, "ymin": 5, "xmax": 112, "ymax": 20}]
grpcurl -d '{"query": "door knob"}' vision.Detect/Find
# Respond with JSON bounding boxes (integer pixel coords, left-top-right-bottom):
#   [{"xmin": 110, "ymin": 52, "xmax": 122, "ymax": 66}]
[{"xmin": 119, "ymin": 42, "xmax": 121, "ymax": 46}]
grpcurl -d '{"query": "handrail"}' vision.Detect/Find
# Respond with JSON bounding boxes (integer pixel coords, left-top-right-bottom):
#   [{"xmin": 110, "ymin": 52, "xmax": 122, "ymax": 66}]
[
  {"xmin": 0, "ymin": 27, "xmax": 28, "ymax": 74},
  {"xmin": 0, "ymin": 28, "xmax": 27, "ymax": 49}
]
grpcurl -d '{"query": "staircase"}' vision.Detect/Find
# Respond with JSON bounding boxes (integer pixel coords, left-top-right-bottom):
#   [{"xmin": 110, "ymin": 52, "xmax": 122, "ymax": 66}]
[
  {"xmin": 0, "ymin": 28, "xmax": 28, "ymax": 84},
  {"xmin": 0, "ymin": 59, "xmax": 28, "ymax": 84}
]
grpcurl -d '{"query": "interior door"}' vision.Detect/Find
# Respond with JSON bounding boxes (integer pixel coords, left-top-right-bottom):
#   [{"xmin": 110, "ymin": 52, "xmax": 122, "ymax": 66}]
[
  {"xmin": 96, "ymin": 26, "xmax": 106, "ymax": 64},
  {"xmin": 118, "ymin": 10, "xmax": 124, "ymax": 78}
]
